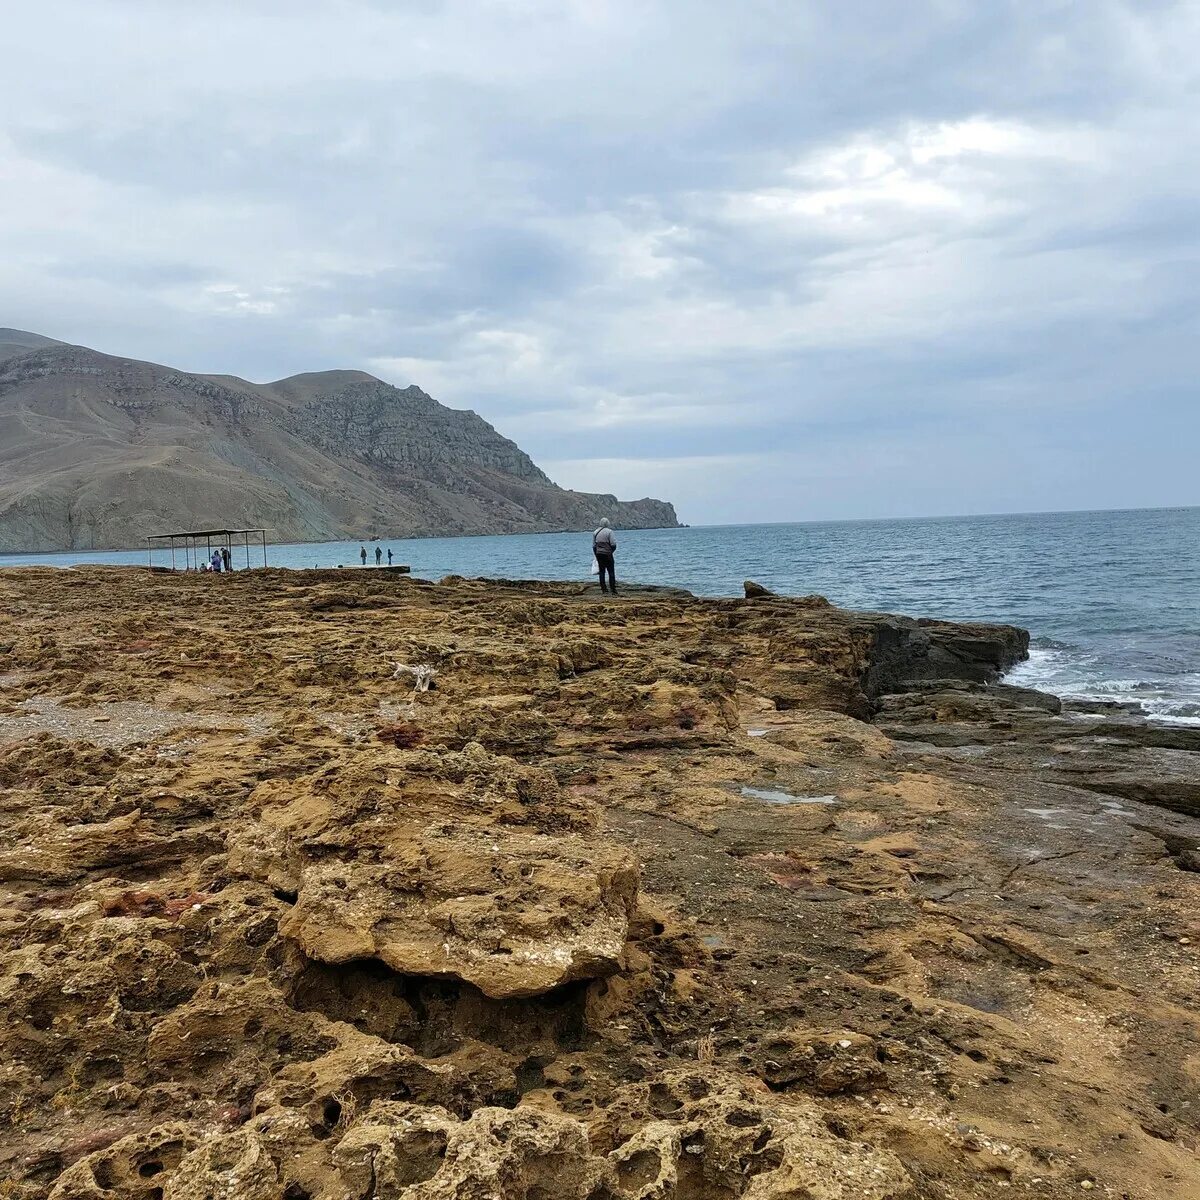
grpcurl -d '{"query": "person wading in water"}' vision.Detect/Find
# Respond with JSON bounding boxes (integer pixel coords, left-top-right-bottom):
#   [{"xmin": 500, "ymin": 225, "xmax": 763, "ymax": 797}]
[{"xmin": 593, "ymin": 519, "xmax": 618, "ymax": 595}]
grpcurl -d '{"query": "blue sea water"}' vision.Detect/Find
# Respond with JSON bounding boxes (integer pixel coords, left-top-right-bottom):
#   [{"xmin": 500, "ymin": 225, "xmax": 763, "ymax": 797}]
[{"xmin": 3, "ymin": 506, "xmax": 1198, "ymax": 723}]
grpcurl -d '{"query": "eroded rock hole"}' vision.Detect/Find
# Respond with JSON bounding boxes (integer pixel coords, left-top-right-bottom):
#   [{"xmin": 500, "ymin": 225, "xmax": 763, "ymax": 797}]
[
  {"xmin": 724, "ymin": 1108, "xmax": 760, "ymax": 1128},
  {"xmin": 616, "ymin": 1149, "xmax": 662, "ymax": 1192},
  {"xmin": 517, "ymin": 1054, "xmax": 553, "ymax": 1095},
  {"xmin": 649, "ymin": 1082, "xmax": 683, "ymax": 1117},
  {"xmin": 286, "ymin": 955, "xmax": 593, "ymax": 1059},
  {"xmin": 391, "ymin": 1129, "xmax": 448, "ymax": 1186}
]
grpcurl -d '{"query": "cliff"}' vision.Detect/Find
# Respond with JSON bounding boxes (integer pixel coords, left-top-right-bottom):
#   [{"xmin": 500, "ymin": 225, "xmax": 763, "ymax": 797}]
[{"xmin": 0, "ymin": 329, "xmax": 679, "ymax": 551}]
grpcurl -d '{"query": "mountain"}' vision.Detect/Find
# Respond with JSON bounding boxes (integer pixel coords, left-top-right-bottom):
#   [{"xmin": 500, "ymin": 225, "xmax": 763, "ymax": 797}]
[{"xmin": 0, "ymin": 330, "xmax": 679, "ymax": 552}]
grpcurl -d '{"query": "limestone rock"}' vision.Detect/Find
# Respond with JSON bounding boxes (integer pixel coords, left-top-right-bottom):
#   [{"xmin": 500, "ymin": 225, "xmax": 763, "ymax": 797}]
[
  {"xmin": 5, "ymin": 566, "xmax": 1198, "ymax": 1199},
  {"xmin": 154, "ymin": 1072, "xmax": 912, "ymax": 1200},
  {"xmin": 334, "ymin": 1103, "xmax": 608, "ymax": 1200},
  {"xmin": 280, "ymin": 827, "xmax": 639, "ymax": 999},
  {"xmin": 48, "ymin": 1124, "xmax": 197, "ymax": 1200},
  {"xmin": 598, "ymin": 1069, "xmax": 912, "ymax": 1200}
]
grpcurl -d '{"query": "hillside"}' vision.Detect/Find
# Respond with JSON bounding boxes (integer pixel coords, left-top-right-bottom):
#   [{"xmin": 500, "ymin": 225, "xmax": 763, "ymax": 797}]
[{"xmin": 0, "ymin": 329, "xmax": 679, "ymax": 551}]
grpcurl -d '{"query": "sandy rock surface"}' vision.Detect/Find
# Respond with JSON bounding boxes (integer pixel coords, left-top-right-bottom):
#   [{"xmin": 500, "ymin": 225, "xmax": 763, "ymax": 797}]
[{"xmin": 1, "ymin": 566, "xmax": 1197, "ymax": 1199}]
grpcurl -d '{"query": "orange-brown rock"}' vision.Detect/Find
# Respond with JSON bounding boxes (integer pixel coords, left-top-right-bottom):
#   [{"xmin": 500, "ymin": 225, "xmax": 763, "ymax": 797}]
[{"xmin": 2, "ymin": 566, "xmax": 1197, "ymax": 1200}]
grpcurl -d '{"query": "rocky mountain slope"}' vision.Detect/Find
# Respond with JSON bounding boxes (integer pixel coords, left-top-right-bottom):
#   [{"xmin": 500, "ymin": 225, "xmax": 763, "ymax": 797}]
[
  {"xmin": 1, "ymin": 568, "xmax": 1197, "ymax": 1198},
  {"xmin": 0, "ymin": 329, "xmax": 678, "ymax": 551}
]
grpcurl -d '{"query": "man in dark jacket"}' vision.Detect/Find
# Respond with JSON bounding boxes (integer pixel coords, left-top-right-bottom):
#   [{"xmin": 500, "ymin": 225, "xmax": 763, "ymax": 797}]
[{"xmin": 593, "ymin": 519, "xmax": 618, "ymax": 595}]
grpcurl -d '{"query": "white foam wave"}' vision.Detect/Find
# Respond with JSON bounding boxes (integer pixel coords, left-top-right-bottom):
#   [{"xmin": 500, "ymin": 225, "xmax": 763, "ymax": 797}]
[{"xmin": 1006, "ymin": 652, "xmax": 1200, "ymax": 725}]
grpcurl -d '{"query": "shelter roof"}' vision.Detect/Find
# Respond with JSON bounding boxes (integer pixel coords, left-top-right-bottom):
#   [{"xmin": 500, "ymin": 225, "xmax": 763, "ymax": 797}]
[{"xmin": 146, "ymin": 528, "xmax": 267, "ymax": 540}]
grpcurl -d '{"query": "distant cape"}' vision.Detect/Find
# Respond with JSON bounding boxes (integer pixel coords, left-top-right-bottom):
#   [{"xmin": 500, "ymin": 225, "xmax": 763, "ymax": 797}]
[{"xmin": 0, "ymin": 329, "xmax": 679, "ymax": 552}]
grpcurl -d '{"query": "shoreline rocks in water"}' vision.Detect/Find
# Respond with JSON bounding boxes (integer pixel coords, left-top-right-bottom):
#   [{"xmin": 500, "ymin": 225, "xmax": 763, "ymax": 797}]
[{"xmin": 0, "ymin": 567, "xmax": 1197, "ymax": 1199}]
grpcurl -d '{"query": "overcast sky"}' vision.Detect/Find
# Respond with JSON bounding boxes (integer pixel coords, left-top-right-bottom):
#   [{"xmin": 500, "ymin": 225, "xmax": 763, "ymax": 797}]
[{"xmin": 3, "ymin": 1, "xmax": 1198, "ymax": 523}]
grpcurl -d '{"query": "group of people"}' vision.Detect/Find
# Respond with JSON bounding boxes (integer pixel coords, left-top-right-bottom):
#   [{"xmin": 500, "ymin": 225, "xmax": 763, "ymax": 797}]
[
  {"xmin": 359, "ymin": 545, "xmax": 394, "ymax": 566},
  {"xmin": 350, "ymin": 521, "xmax": 620, "ymax": 594},
  {"xmin": 202, "ymin": 547, "xmax": 233, "ymax": 573}
]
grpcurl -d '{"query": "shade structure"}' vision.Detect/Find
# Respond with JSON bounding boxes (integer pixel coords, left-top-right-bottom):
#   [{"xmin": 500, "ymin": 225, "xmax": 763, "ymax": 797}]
[{"xmin": 145, "ymin": 528, "xmax": 268, "ymax": 572}]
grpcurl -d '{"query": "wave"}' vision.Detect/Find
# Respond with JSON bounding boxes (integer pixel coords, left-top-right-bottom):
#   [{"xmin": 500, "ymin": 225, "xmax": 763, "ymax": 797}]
[
  {"xmin": 1007, "ymin": 650, "xmax": 1200, "ymax": 725},
  {"xmin": 1028, "ymin": 636, "xmax": 1078, "ymax": 652}
]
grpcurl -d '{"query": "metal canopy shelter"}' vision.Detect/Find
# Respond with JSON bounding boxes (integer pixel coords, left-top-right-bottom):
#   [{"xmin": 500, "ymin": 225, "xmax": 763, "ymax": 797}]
[{"xmin": 145, "ymin": 528, "xmax": 268, "ymax": 572}]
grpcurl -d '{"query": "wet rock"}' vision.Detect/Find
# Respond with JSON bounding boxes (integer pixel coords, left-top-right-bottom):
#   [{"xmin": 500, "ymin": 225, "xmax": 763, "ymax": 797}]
[
  {"xmin": 876, "ymin": 680, "xmax": 1200, "ymax": 817},
  {"xmin": 1042, "ymin": 745, "xmax": 1200, "ymax": 816},
  {"xmin": 752, "ymin": 1028, "xmax": 888, "ymax": 1095},
  {"xmin": 864, "ymin": 620, "xmax": 1029, "ymax": 694}
]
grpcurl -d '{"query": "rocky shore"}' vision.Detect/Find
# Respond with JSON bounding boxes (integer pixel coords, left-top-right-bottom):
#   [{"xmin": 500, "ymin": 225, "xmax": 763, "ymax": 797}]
[{"xmin": 0, "ymin": 568, "xmax": 1196, "ymax": 1199}]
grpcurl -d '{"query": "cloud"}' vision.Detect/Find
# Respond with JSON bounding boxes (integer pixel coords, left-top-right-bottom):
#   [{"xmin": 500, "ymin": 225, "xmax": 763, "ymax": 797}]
[{"xmin": 1, "ymin": 0, "xmax": 1198, "ymax": 520}]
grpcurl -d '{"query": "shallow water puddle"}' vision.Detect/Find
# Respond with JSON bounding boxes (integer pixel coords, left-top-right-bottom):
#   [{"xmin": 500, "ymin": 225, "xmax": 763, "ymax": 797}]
[
  {"xmin": 741, "ymin": 786, "xmax": 838, "ymax": 805},
  {"xmin": 1024, "ymin": 807, "xmax": 1071, "ymax": 820}
]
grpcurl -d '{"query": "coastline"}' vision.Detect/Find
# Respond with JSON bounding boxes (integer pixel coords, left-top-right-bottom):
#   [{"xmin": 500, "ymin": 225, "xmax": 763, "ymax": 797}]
[
  {"xmin": 0, "ymin": 521, "xmax": 687, "ymax": 559},
  {"xmin": 1, "ymin": 568, "xmax": 1197, "ymax": 1197}
]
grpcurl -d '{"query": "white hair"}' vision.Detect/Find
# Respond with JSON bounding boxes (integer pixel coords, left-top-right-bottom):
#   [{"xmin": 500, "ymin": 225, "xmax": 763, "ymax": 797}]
[{"xmin": 599, "ymin": 518, "xmax": 610, "ymax": 527}]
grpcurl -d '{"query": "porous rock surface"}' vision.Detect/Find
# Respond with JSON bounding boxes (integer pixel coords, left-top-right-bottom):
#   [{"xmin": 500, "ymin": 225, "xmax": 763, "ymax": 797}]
[{"xmin": 1, "ymin": 566, "xmax": 1197, "ymax": 1199}]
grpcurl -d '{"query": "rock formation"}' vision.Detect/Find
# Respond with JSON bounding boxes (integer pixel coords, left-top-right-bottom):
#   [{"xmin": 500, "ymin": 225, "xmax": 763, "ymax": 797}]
[
  {"xmin": 1, "ymin": 567, "xmax": 1197, "ymax": 1198},
  {"xmin": 0, "ymin": 329, "xmax": 679, "ymax": 551}
]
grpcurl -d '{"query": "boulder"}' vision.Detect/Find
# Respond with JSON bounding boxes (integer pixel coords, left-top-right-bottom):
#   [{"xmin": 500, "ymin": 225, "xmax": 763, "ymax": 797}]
[{"xmin": 280, "ymin": 827, "xmax": 639, "ymax": 999}]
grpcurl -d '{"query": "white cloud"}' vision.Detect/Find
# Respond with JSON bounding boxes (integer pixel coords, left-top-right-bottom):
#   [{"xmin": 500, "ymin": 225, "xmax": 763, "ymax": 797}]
[{"xmin": 0, "ymin": 1, "xmax": 1197, "ymax": 520}]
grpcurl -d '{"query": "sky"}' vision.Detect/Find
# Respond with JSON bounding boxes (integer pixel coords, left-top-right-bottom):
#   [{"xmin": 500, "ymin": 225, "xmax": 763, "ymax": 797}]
[{"xmin": 2, "ymin": 0, "xmax": 1198, "ymax": 525}]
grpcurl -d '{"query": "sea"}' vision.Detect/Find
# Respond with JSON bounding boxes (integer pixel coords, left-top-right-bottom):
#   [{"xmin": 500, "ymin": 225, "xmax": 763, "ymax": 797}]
[{"xmin": 3, "ymin": 506, "xmax": 1197, "ymax": 724}]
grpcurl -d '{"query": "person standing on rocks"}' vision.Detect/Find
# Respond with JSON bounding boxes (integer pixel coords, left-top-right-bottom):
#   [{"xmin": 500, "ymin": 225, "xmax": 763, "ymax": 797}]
[
  {"xmin": 221, "ymin": 546, "xmax": 232, "ymax": 573},
  {"xmin": 593, "ymin": 519, "xmax": 618, "ymax": 595},
  {"xmin": 387, "ymin": 548, "xmax": 394, "ymax": 565},
  {"xmin": 375, "ymin": 546, "xmax": 383, "ymax": 566},
  {"xmin": 360, "ymin": 545, "xmax": 367, "ymax": 566}
]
